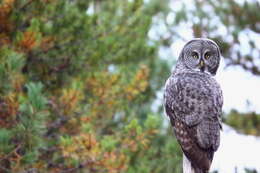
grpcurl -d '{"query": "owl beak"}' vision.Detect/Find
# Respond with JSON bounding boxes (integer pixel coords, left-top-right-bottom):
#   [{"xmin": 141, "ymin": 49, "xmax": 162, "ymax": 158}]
[{"xmin": 199, "ymin": 60, "xmax": 205, "ymax": 72}]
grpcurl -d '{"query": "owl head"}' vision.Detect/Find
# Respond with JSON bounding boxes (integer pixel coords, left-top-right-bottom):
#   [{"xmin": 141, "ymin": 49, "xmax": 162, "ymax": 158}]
[{"xmin": 177, "ymin": 38, "xmax": 221, "ymax": 75}]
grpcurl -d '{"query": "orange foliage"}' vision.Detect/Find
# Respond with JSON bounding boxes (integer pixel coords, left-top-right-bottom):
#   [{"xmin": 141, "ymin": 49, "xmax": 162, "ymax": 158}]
[
  {"xmin": 86, "ymin": 65, "xmax": 149, "ymax": 120},
  {"xmin": 11, "ymin": 73, "xmax": 25, "ymax": 92},
  {"xmin": 102, "ymin": 151, "xmax": 127, "ymax": 173},
  {"xmin": 40, "ymin": 36, "xmax": 55, "ymax": 52},
  {"xmin": 19, "ymin": 31, "xmax": 38, "ymax": 52},
  {"xmin": 0, "ymin": 93, "xmax": 19, "ymax": 128},
  {"xmin": 0, "ymin": 0, "xmax": 15, "ymax": 46},
  {"xmin": 54, "ymin": 87, "xmax": 84, "ymax": 134},
  {"xmin": 86, "ymin": 72, "xmax": 121, "ymax": 118},
  {"xmin": 124, "ymin": 65, "xmax": 149, "ymax": 100},
  {"xmin": 40, "ymin": 0, "xmax": 56, "ymax": 3},
  {"xmin": 0, "ymin": 33, "xmax": 11, "ymax": 45},
  {"xmin": 60, "ymin": 132, "xmax": 128, "ymax": 172},
  {"xmin": 60, "ymin": 133, "xmax": 99, "ymax": 164},
  {"xmin": 122, "ymin": 130, "xmax": 150, "ymax": 152},
  {"xmin": 9, "ymin": 147, "xmax": 23, "ymax": 172},
  {"xmin": 5, "ymin": 93, "xmax": 19, "ymax": 117},
  {"xmin": 59, "ymin": 88, "xmax": 83, "ymax": 115},
  {"xmin": 0, "ymin": 0, "xmax": 15, "ymax": 17}
]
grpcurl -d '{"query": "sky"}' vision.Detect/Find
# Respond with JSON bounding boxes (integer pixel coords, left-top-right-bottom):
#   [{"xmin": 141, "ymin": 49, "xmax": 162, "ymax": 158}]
[
  {"xmin": 212, "ymin": 124, "xmax": 260, "ymax": 173},
  {"xmin": 216, "ymin": 61, "xmax": 260, "ymax": 113}
]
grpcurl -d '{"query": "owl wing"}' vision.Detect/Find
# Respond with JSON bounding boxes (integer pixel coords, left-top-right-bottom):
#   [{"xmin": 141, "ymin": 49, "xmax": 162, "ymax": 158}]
[{"xmin": 164, "ymin": 73, "xmax": 223, "ymax": 172}]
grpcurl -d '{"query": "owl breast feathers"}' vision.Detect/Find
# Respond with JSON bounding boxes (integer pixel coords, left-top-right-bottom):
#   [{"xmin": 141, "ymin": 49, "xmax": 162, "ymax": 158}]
[{"xmin": 164, "ymin": 38, "xmax": 223, "ymax": 173}]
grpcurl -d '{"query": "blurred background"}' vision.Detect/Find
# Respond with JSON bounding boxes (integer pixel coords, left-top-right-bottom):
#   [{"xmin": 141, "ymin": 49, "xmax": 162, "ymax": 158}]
[{"xmin": 0, "ymin": 0, "xmax": 259, "ymax": 172}]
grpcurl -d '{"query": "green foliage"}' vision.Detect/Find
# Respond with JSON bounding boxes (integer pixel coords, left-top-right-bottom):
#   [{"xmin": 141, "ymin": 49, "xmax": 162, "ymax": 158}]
[
  {"xmin": 224, "ymin": 110, "xmax": 260, "ymax": 136},
  {"xmin": 0, "ymin": 0, "xmax": 178, "ymax": 172},
  {"xmin": 124, "ymin": 115, "xmax": 182, "ymax": 173},
  {"xmin": 16, "ymin": 82, "xmax": 48, "ymax": 165},
  {"xmin": 0, "ymin": 48, "xmax": 24, "ymax": 93},
  {"xmin": 0, "ymin": 128, "xmax": 14, "ymax": 154},
  {"xmin": 245, "ymin": 168, "xmax": 258, "ymax": 173},
  {"xmin": 100, "ymin": 135, "xmax": 118, "ymax": 152},
  {"xmin": 24, "ymin": 82, "xmax": 48, "ymax": 110}
]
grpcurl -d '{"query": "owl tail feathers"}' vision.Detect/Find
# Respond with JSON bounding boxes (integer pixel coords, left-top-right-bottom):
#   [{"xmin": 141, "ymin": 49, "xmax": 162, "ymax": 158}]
[
  {"xmin": 193, "ymin": 166, "xmax": 208, "ymax": 173},
  {"xmin": 191, "ymin": 154, "xmax": 211, "ymax": 173},
  {"xmin": 191, "ymin": 157, "xmax": 211, "ymax": 173},
  {"xmin": 183, "ymin": 154, "xmax": 209, "ymax": 173}
]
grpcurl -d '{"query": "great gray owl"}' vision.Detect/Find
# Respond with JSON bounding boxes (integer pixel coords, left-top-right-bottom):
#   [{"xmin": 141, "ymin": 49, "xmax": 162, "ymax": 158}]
[{"xmin": 164, "ymin": 38, "xmax": 223, "ymax": 173}]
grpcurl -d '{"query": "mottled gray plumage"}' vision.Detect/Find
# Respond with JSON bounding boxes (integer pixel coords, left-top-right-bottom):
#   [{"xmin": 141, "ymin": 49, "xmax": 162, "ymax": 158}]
[{"xmin": 164, "ymin": 38, "xmax": 223, "ymax": 173}]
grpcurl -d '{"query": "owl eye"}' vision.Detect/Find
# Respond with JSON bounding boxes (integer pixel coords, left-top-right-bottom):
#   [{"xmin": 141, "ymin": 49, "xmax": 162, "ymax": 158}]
[
  {"xmin": 191, "ymin": 52, "xmax": 199, "ymax": 59},
  {"xmin": 205, "ymin": 52, "xmax": 211, "ymax": 59}
]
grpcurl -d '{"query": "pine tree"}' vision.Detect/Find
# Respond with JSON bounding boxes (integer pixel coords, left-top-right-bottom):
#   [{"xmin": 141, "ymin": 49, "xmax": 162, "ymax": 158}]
[{"xmin": 0, "ymin": 0, "xmax": 182, "ymax": 172}]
